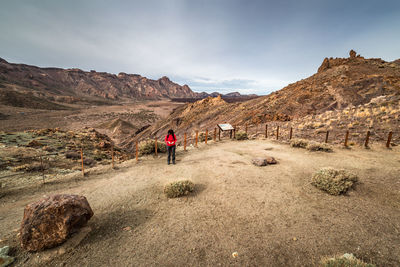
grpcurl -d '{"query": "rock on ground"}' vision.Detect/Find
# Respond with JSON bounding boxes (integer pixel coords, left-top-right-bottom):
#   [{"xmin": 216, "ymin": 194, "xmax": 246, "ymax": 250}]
[
  {"xmin": 0, "ymin": 246, "xmax": 14, "ymax": 267},
  {"xmin": 19, "ymin": 194, "xmax": 94, "ymax": 252},
  {"xmin": 252, "ymin": 157, "xmax": 277, "ymax": 166}
]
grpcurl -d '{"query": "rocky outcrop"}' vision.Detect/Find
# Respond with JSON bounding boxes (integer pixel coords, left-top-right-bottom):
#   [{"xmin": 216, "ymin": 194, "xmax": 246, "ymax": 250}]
[{"xmin": 20, "ymin": 194, "xmax": 94, "ymax": 252}]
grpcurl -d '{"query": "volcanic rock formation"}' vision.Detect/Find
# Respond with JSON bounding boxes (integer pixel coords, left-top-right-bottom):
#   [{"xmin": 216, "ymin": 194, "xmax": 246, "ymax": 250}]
[{"xmin": 20, "ymin": 194, "xmax": 94, "ymax": 252}]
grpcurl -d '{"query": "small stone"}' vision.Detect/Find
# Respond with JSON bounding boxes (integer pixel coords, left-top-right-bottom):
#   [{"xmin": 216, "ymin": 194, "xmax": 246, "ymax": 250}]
[
  {"xmin": 252, "ymin": 158, "xmax": 267, "ymax": 166},
  {"xmin": 123, "ymin": 227, "xmax": 131, "ymax": 231},
  {"xmin": 266, "ymin": 157, "xmax": 277, "ymax": 164},
  {"xmin": 293, "ymin": 237, "xmax": 297, "ymax": 241},
  {"xmin": 0, "ymin": 246, "xmax": 10, "ymax": 255},
  {"xmin": 232, "ymin": 252, "xmax": 238, "ymax": 258}
]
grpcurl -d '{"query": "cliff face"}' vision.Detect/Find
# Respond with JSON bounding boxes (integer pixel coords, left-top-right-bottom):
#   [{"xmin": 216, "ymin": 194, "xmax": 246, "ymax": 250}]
[{"xmin": 0, "ymin": 59, "xmax": 197, "ymax": 101}]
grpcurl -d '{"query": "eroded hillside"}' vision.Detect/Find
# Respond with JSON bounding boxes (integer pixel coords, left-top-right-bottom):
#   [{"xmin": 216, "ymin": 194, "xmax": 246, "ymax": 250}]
[{"xmin": 124, "ymin": 51, "xmax": 400, "ymax": 149}]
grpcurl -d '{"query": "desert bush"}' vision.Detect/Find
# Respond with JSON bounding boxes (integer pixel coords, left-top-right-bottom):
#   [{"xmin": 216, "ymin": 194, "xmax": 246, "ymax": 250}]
[
  {"xmin": 13, "ymin": 163, "xmax": 44, "ymax": 172},
  {"xmin": 65, "ymin": 151, "xmax": 81, "ymax": 160},
  {"xmin": 139, "ymin": 140, "xmax": 167, "ymax": 155},
  {"xmin": 235, "ymin": 131, "xmax": 248, "ymax": 140},
  {"xmin": 199, "ymin": 132, "xmax": 212, "ymax": 142},
  {"xmin": 290, "ymin": 138, "xmax": 308, "ymax": 148},
  {"xmin": 306, "ymin": 141, "xmax": 333, "ymax": 152},
  {"xmin": 311, "ymin": 167, "xmax": 358, "ymax": 195},
  {"xmin": 321, "ymin": 253, "xmax": 375, "ymax": 267},
  {"xmin": 164, "ymin": 180, "xmax": 195, "ymax": 198}
]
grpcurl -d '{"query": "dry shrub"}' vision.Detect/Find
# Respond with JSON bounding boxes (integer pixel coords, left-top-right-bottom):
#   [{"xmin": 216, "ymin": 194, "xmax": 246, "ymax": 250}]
[
  {"xmin": 235, "ymin": 131, "xmax": 248, "ymax": 140},
  {"xmin": 139, "ymin": 140, "xmax": 167, "ymax": 155},
  {"xmin": 312, "ymin": 167, "xmax": 358, "ymax": 195},
  {"xmin": 290, "ymin": 138, "xmax": 308, "ymax": 148},
  {"xmin": 321, "ymin": 253, "xmax": 375, "ymax": 267},
  {"xmin": 13, "ymin": 163, "xmax": 45, "ymax": 172},
  {"xmin": 65, "ymin": 151, "xmax": 81, "ymax": 160},
  {"xmin": 164, "ymin": 180, "xmax": 195, "ymax": 198},
  {"xmin": 199, "ymin": 132, "xmax": 212, "ymax": 142},
  {"xmin": 306, "ymin": 141, "xmax": 333, "ymax": 152}
]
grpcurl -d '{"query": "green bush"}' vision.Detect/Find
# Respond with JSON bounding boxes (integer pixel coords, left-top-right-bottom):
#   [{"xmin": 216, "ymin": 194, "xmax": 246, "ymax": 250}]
[
  {"xmin": 321, "ymin": 253, "xmax": 375, "ymax": 267},
  {"xmin": 164, "ymin": 180, "xmax": 195, "ymax": 198},
  {"xmin": 290, "ymin": 138, "xmax": 308, "ymax": 148},
  {"xmin": 235, "ymin": 131, "xmax": 248, "ymax": 140},
  {"xmin": 139, "ymin": 140, "xmax": 167, "ymax": 155},
  {"xmin": 312, "ymin": 168, "xmax": 358, "ymax": 195},
  {"xmin": 306, "ymin": 141, "xmax": 333, "ymax": 152}
]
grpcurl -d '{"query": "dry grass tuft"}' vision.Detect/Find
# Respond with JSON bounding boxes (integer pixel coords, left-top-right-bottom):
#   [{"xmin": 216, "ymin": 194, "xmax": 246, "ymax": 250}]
[
  {"xmin": 306, "ymin": 142, "xmax": 333, "ymax": 152},
  {"xmin": 139, "ymin": 140, "xmax": 167, "ymax": 155},
  {"xmin": 235, "ymin": 131, "xmax": 248, "ymax": 140},
  {"xmin": 13, "ymin": 163, "xmax": 44, "ymax": 172},
  {"xmin": 321, "ymin": 253, "xmax": 375, "ymax": 267},
  {"xmin": 290, "ymin": 139, "xmax": 308, "ymax": 148},
  {"xmin": 164, "ymin": 180, "xmax": 195, "ymax": 198},
  {"xmin": 312, "ymin": 167, "xmax": 358, "ymax": 195}
]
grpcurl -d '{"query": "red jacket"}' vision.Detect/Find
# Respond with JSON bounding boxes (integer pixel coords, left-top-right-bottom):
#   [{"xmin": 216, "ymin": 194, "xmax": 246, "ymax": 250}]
[{"xmin": 165, "ymin": 134, "xmax": 177, "ymax": 146}]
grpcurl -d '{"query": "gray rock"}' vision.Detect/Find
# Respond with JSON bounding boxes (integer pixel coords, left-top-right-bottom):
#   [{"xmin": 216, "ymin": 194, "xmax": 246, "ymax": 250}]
[
  {"xmin": 0, "ymin": 246, "xmax": 15, "ymax": 267},
  {"xmin": 0, "ymin": 246, "xmax": 9, "ymax": 256},
  {"xmin": 252, "ymin": 158, "xmax": 267, "ymax": 166}
]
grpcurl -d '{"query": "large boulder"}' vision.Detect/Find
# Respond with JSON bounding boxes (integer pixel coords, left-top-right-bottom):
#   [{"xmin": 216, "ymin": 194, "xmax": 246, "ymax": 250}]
[{"xmin": 20, "ymin": 194, "xmax": 94, "ymax": 252}]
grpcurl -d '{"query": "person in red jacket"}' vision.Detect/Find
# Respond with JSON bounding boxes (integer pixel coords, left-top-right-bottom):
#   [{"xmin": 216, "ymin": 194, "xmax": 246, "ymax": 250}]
[{"xmin": 165, "ymin": 129, "xmax": 177, "ymax": 165}]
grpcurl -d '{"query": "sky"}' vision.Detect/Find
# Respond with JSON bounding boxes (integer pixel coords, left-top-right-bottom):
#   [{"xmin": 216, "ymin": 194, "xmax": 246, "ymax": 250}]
[{"xmin": 0, "ymin": 0, "xmax": 399, "ymax": 95}]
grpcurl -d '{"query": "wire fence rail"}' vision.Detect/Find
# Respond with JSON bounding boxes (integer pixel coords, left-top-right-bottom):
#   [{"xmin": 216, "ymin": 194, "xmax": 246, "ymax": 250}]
[{"xmin": 0, "ymin": 124, "xmax": 397, "ymax": 190}]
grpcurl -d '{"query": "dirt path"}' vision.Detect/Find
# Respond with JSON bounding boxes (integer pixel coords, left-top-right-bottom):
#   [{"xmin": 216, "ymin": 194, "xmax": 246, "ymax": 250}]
[{"xmin": 1, "ymin": 140, "xmax": 400, "ymax": 266}]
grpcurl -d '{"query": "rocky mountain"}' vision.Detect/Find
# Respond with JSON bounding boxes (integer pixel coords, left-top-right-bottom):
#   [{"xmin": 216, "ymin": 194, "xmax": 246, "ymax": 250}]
[
  {"xmin": 0, "ymin": 58, "xmax": 197, "ymax": 105},
  {"xmin": 123, "ymin": 50, "xmax": 400, "ymax": 149}
]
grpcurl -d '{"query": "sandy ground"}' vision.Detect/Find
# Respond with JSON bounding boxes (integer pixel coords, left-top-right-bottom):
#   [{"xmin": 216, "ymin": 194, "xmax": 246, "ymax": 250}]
[{"xmin": 1, "ymin": 139, "xmax": 400, "ymax": 266}]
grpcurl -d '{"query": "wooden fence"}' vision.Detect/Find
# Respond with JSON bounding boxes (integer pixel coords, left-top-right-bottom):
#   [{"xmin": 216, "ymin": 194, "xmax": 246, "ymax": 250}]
[{"xmin": 0, "ymin": 124, "xmax": 396, "ymax": 190}]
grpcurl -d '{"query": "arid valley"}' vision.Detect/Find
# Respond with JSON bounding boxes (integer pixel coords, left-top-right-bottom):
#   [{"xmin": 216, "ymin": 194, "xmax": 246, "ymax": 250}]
[{"xmin": 1, "ymin": 1, "xmax": 400, "ymax": 266}]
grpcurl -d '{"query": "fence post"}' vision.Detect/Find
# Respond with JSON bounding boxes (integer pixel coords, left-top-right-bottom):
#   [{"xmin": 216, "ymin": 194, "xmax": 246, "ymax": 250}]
[
  {"xmin": 195, "ymin": 130, "xmax": 198, "ymax": 147},
  {"xmin": 276, "ymin": 126, "xmax": 279, "ymax": 140},
  {"xmin": 364, "ymin": 131, "xmax": 370, "ymax": 148},
  {"xmin": 325, "ymin": 131, "xmax": 329, "ymax": 143},
  {"xmin": 245, "ymin": 123, "xmax": 248, "ymax": 135},
  {"xmin": 40, "ymin": 155, "xmax": 45, "ymax": 184},
  {"xmin": 111, "ymin": 144, "xmax": 115, "ymax": 168},
  {"xmin": 289, "ymin": 127, "xmax": 293, "ymax": 140},
  {"xmin": 386, "ymin": 131, "xmax": 393, "ymax": 148},
  {"xmin": 344, "ymin": 130, "xmax": 349, "ymax": 147},
  {"xmin": 214, "ymin": 128, "xmax": 216, "ymax": 141},
  {"xmin": 81, "ymin": 148, "xmax": 84, "ymax": 177},
  {"xmin": 265, "ymin": 124, "xmax": 268, "ymax": 138},
  {"xmin": 184, "ymin": 133, "xmax": 187, "ymax": 151},
  {"xmin": 135, "ymin": 140, "xmax": 139, "ymax": 162},
  {"xmin": 155, "ymin": 137, "xmax": 158, "ymax": 156},
  {"xmin": 205, "ymin": 129, "xmax": 208, "ymax": 144}
]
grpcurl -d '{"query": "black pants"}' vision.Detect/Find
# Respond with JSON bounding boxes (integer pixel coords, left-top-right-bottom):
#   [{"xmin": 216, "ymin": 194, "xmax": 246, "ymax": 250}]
[{"xmin": 167, "ymin": 145, "xmax": 176, "ymax": 164}]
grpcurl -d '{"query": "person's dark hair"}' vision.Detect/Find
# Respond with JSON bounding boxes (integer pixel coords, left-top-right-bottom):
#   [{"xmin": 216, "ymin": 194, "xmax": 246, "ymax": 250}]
[{"xmin": 167, "ymin": 129, "xmax": 176, "ymax": 140}]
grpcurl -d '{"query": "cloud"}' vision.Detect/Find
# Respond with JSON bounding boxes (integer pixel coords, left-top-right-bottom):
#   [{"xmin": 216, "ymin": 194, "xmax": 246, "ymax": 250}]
[{"xmin": 0, "ymin": 0, "xmax": 399, "ymax": 95}]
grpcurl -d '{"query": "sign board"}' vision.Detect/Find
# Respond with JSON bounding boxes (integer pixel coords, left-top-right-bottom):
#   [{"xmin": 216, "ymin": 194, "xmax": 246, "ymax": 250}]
[{"xmin": 218, "ymin": 123, "xmax": 234, "ymax": 131}]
